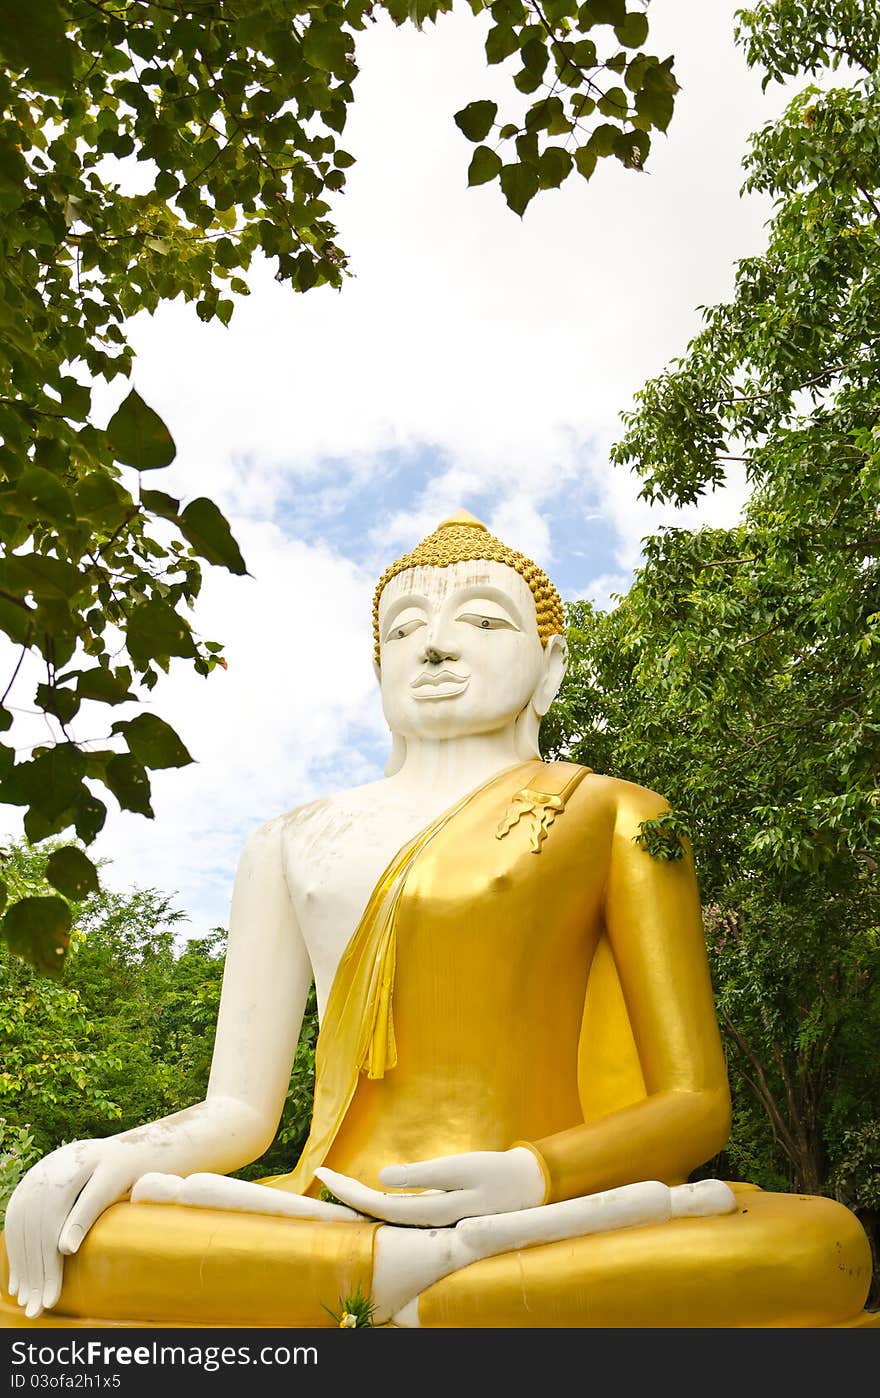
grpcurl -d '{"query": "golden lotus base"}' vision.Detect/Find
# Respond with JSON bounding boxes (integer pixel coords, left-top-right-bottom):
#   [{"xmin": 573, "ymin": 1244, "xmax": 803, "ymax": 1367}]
[{"xmin": 2, "ymin": 1185, "xmax": 877, "ymax": 1330}]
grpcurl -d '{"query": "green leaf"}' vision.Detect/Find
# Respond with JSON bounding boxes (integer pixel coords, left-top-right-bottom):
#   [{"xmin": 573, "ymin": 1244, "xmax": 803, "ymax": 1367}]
[
  {"xmin": 73, "ymin": 473, "xmax": 133, "ymax": 527},
  {"xmin": 14, "ymin": 467, "xmax": 75, "ymax": 524},
  {"xmin": 112, "ymin": 713, "xmax": 193, "ymax": 770},
  {"xmin": 486, "ymin": 25, "xmax": 519, "ymax": 64},
  {"xmin": 521, "ymin": 38, "xmax": 548, "ymax": 76},
  {"xmin": 588, "ymin": 123, "xmax": 619, "ymax": 157},
  {"xmin": 0, "ymin": 744, "xmax": 86, "ymax": 818},
  {"xmin": 634, "ymin": 58, "xmax": 678, "ymax": 132},
  {"xmin": 303, "ymin": 22, "xmax": 352, "ymax": 73},
  {"xmin": 580, "ymin": 0, "xmax": 626, "ymax": 24},
  {"xmin": 0, "ymin": 0, "xmax": 75, "ymax": 91},
  {"xmin": 141, "ymin": 489, "xmax": 181, "ymax": 522},
  {"xmin": 2, "ymin": 553, "xmax": 85, "ymax": 600},
  {"xmin": 574, "ymin": 145, "xmax": 598, "ymax": 179},
  {"xmin": 107, "ymin": 389, "xmax": 177, "ymax": 471},
  {"xmin": 454, "ymin": 101, "xmax": 498, "ymax": 142},
  {"xmin": 179, "ymin": 498, "xmax": 247, "ymax": 574},
  {"xmin": 59, "ymin": 377, "xmax": 91, "ymax": 421},
  {"xmin": 127, "ymin": 599, "xmax": 196, "ymax": 667},
  {"xmin": 0, "ymin": 595, "xmax": 35, "ymax": 645},
  {"xmin": 75, "ymin": 667, "xmax": 135, "ymax": 706},
  {"xmin": 614, "ymin": 12, "xmax": 649, "ymax": 47},
  {"xmin": 499, "ymin": 161, "xmax": 540, "ymax": 216},
  {"xmin": 2, "ymin": 895, "xmax": 72, "ymax": 978},
  {"xmin": 35, "ymin": 682, "xmax": 80, "ymax": 726},
  {"xmin": 46, "ymin": 846, "xmax": 100, "ymax": 900},
  {"xmin": 72, "ymin": 788, "xmax": 106, "ymax": 844},
  {"xmin": 105, "ymin": 754, "xmax": 154, "ymax": 817},
  {"xmin": 538, "ymin": 146, "xmax": 573, "ymax": 188},
  {"xmin": 516, "ymin": 132, "xmax": 539, "ymax": 165},
  {"xmin": 0, "ymin": 879, "xmax": 6, "ymax": 914},
  {"xmin": 468, "ymin": 145, "xmax": 503, "ymax": 186},
  {"xmin": 614, "ymin": 128, "xmax": 649, "ymax": 169},
  {"xmin": 598, "ymin": 86, "xmax": 628, "ymax": 118}
]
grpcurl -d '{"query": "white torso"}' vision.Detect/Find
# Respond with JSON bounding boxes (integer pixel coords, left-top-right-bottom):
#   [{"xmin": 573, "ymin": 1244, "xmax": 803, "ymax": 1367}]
[{"xmin": 279, "ymin": 770, "xmax": 514, "ymax": 1015}]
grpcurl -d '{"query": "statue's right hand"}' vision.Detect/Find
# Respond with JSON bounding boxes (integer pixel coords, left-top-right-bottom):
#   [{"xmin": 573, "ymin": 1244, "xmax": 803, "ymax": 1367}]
[{"xmin": 4, "ymin": 1138, "xmax": 138, "ymax": 1319}]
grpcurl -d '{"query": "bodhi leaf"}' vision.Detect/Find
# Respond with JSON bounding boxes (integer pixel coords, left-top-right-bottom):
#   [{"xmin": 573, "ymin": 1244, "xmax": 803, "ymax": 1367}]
[
  {"xmin": 75, "ymin": 667, "xmax": 135, "ymax": 706},
  {"xmin": 140, "ymin": 489, "xmax": 181, "ymax": 522},
  {"xmin": 615, "ymin": 12, "xmax": 649, "ymax": 48},
  {"xmin": 107, "ymin": 389, "xmax": 176, "ymax": 471},
  {"xmin": 179, "ymin": 498, "xmax": 247, "ymax": 575},
  {"xmin": 454, "ymin": 101, "xmax": 498, "ymax": 142},
  {"xmin": 105, "ymin": 754, "xmax": 154, "ymax": 818},
  {"xmin": 500, "ymin": 161, "xmax": 540, "ymax": 215},
  {"xmin": 112, "ymin": 713, "xmax": 193, "ymax": 770},
  {"xmin": 14, "ymin": 467, "xmax": 75, "ymax": 524},
  {"xmin": 2, "ymin": 895, "xmax": 72, "ymax": 978},
  {"xmin": 468, "ymin": 145, "xmax": 503, "ymax": 185},
  {"xmin": 126, "ymin": 599, "xmax": 196, "ymax": 666},
  {"xmin": 46, "ymin": 845, "xmax": 100, "ymax": 900}
]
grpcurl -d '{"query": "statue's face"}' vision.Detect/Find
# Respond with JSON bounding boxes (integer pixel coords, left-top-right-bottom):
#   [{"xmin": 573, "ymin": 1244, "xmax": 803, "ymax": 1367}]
[{"xmin": 377, "ymin": 560, "xmax": 551, "ymax": 742}]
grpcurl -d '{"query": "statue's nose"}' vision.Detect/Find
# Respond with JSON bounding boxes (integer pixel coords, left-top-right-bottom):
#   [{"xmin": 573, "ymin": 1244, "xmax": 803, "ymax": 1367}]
[{"xmin": 423, "ymin": 637, "xmax": 459, "ymax": 665}]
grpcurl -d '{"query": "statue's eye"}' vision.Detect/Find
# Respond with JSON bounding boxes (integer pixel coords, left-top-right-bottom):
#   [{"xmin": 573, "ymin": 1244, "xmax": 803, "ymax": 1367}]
[
  {"xmin": 456, "ymin": 612, "xmax": 516, "ymax": 631},
  {"xmin": 385, "ymin": 617, "xmax": 425, "ymax": 642}
]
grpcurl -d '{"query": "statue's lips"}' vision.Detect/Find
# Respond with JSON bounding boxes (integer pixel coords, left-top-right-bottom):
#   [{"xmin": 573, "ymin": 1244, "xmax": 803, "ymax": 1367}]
[{"xmin": 411, "ymin": 669, "xmax": 469, "ymax": 699}]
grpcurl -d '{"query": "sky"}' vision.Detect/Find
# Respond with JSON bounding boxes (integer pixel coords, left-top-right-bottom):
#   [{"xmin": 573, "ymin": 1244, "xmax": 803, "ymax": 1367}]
[{"xmin": 2, "ymin": 2, "xmax": 797, "ymax": 938}]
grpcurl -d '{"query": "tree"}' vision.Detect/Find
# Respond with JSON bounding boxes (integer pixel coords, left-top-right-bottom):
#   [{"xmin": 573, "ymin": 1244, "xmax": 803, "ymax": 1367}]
[
  {"xmin": 545, "ymin": 0, "xmax": 880, "ymax": 1285},
  {"xmin": 0, "ymin": 838, "xmax": 220, "ymax": 1215},
  {"xmin": 0, "ymin": 0, "xmax": 679, "ymax": 970},
  {"xmin": 0, "ymin": 835, "xmax": 320, "ymax": 1218}
]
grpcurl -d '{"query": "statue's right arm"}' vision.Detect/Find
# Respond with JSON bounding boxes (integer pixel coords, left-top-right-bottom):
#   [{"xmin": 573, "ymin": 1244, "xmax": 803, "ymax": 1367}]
[{"xmin": 4, "ymin": 814, "xmax": 313, "ymax": 1318}]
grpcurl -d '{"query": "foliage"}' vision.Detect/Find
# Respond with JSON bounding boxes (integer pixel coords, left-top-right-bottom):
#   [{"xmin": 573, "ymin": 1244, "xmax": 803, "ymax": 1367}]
[
  {"xmin": 323, "ymin": 1283, "xmax": 376, "ymax": 1328},
  {"xmin": 0, "ymin": 836, "xmax": 319, "ymax": 1208},
  {"xmin": 545, "ymin": 0, "xmax": 880, "ymax": 1285},
  {"xmin": 0, "ymin": 2, "xmax": 678, "ymax": 973},
  {"xmin": 0, "ymin": 838, "xmax": 223, "ymax": 1172},
  {"xmin": 0, "ymin": 1119, "xmax": 40, "ymax": 1224}
]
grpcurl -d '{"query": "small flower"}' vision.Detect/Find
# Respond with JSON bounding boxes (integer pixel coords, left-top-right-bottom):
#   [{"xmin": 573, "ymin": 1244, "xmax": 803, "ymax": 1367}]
[{"xmin": 323, "ymin": 1284, "xmax": 377, "ymax": 1328}]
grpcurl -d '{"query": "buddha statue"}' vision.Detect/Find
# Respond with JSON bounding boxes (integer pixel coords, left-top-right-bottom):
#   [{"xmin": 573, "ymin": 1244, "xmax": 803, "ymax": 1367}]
[{"xmin": 1, "ymin": 512, "xmax": 876, "ymax": 1329}]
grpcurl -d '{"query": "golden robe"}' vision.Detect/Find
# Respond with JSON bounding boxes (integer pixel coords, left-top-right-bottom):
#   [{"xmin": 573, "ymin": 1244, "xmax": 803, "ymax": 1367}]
[{"xmin": 1, "ymin": 761, "xmax": 875, "ymax": 1328}]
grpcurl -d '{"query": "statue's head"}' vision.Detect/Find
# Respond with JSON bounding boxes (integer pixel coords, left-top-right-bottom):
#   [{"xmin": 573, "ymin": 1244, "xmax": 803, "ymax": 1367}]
[{"xmin": 374, "ymin": 511, "xmax": 567, "ymax": 768}]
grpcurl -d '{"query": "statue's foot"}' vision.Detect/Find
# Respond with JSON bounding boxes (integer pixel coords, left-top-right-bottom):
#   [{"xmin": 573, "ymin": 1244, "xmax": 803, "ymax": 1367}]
[
  {"xmin": 669, "ymin": 1180, "xmax": 737, "ymax": 1218},
  {"xmin": 132, "ymin": 1171, "xmax": 362, "ymax": 1222},
  {"xmin": 372, "ymin": 1224, "xmax": 484, "ymax": 1323},
  {"xmin": 391, "ymin": 1297, "xmax": 421, "ymax": 1328},
  {"xmin": 385, "ymin": 1180, "xmax": 737, "ymax": 1328}
]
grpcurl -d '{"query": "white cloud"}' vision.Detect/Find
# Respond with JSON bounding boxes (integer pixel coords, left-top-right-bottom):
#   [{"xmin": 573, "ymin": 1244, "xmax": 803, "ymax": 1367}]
[{"xmin": 572, "ymin": 573, "xmax": 634, "ymax": 612}]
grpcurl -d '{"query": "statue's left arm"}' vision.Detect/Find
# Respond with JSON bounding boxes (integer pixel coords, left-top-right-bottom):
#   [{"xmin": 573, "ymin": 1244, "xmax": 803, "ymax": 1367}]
[{"xmin": 526, "ymin": 780, "xmax": 732, "ymax": 1203}]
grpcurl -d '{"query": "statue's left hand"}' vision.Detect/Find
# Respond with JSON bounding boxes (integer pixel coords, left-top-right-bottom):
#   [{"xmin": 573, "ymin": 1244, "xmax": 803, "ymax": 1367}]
[{"xmin": 314, "ymin": 1147, "xmax": 546, "ymax": 1226}]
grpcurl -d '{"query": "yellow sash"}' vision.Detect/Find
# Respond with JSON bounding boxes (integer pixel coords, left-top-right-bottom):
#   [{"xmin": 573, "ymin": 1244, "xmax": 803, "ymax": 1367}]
[{"xmin": 267, "ymin": 759, "xmax": 588, "ymax": 1195}]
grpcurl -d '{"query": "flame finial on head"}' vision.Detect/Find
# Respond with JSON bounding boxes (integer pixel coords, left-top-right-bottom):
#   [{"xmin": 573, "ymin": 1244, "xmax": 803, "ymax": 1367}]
[{"xmin": 372, "ymin": 510, "xmax": 565, "ymax": 664}]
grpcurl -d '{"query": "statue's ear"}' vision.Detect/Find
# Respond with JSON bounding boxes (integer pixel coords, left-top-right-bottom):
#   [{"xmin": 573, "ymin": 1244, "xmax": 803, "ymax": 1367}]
[{"xmin": 533, "ymin": 634, "xmax": 568, "ymax": 716}]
